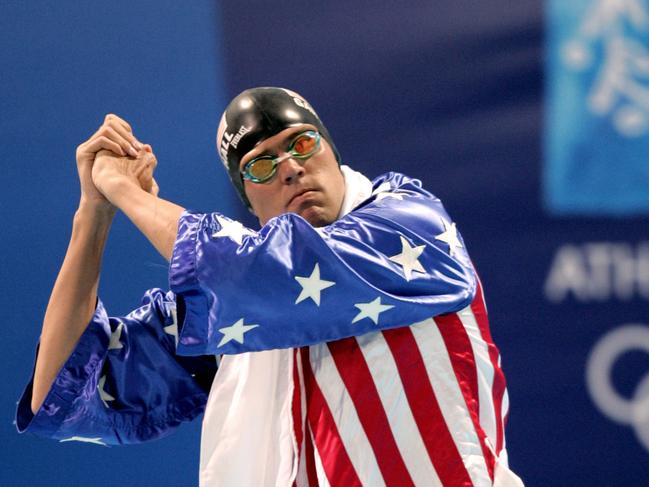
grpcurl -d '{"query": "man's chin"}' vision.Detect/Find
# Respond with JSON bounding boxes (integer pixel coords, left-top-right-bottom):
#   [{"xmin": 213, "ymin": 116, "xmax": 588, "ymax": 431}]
[{"xmin": 298, "ymin": 205, "xmax": 335, "ymax": 228}]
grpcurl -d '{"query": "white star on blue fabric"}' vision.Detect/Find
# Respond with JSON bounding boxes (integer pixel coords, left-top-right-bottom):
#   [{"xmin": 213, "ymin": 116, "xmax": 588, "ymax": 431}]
[
  {"xmin": 294, "ymin": 263, "xmax": 336, "ymax": 306},
  {"xmin": 435, "ymin": 219, "xmax": 463, "ymax": 257},
  {"xmin": 389, "ymin": 236, "xmax": 426, "ymax": 281},
  {"xmin": 372, "ymin": 181, "xmax": 404, "ymax": 201},
  {"xmin": 60, "ymin": 436, "xmax": 107, "ymax": 446},
  {"xmin": 352, "ymin": 297, "xmax": 394, "ymax": 325},
  {"xmin": 212, "ymin": 215, "xmax": 255, "ymax": 245},
  {"xmin": 98, "ymin": 375, "xmax": 115, "ymax": 408},
  {"xmin": 108, "ymin": 323, "xmax": 123, "ymax": 351},
  {"xmin": 217, "ymin": 318, "xmax": 259, "ymax": 347},
  {"xmin": 164, "ymin": 304, "xmax": 178, "ymax": 346}
]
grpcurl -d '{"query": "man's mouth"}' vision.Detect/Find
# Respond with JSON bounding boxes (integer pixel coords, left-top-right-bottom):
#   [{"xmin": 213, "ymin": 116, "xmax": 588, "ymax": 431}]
[{"xmin": 288, "ymin": 188, "xmax": 317, "ymax": 207}]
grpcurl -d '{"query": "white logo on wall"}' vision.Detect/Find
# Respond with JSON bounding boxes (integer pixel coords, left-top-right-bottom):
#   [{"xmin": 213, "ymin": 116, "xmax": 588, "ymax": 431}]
[
  {"xmin": 561, "ymin": 0, "xmax": 649, "ymax": 137},
  {"xmin": 545, "ymin": 241, "xmax": 649, "ymax": 302},
  {"xmin": 586, "ymin": 324, "xmax": 649, "ymax": 452}
]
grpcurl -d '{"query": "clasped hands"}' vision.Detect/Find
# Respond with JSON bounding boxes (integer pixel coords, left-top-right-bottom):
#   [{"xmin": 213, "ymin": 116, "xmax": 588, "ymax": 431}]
[{"xmin": 76, "ymin": 114, "xmax": 158, "ymax": 210}]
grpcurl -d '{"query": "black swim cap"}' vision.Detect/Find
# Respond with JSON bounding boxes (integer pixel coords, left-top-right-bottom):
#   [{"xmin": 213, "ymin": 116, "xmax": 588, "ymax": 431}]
[{"xmin": 216, "ymin": 87, "xmax": 340, "ymax": 207}]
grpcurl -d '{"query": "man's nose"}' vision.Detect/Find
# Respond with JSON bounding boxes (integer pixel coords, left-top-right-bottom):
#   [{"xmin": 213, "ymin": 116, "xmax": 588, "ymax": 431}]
[{"xmin": 278, "ymin": 156, "xmax": 305, "ymax": 184}]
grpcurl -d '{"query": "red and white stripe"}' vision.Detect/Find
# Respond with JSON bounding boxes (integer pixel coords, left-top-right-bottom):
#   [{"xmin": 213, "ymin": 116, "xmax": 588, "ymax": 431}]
[{"xmin": 293, "ymin": 281, "xmax": 511, "ymax": 486}]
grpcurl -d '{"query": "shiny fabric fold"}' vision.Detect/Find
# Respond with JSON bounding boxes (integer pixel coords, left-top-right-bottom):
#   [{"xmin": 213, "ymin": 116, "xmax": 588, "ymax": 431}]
[{"xmin": 17, "ymin": 291, "xmax": 217, "ymax": 445}]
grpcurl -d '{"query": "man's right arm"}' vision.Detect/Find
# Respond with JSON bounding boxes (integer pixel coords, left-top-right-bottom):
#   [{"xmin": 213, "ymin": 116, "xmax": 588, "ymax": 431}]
[
  {"xmin": 31, "ymin": 202, "xmax": 115, "ymax": 413},
  {"xmin": 30, "ymin": 114, "xmax": 143, "ymax": 413},
  {"xmin": 23, "ymin": 114, "xmax": 216, "ymax": 445}
]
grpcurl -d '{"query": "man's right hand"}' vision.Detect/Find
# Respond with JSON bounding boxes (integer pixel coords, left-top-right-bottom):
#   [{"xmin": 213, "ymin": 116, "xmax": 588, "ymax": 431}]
[{"xmin": 75, "ymin": 114, "xmax": 143, "ymax": 209}]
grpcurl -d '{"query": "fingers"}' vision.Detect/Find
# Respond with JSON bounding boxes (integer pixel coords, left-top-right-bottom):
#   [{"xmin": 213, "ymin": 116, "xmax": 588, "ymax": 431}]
[
  {"xmin": 138, "ymin": 151, "xmax": 157, "ymax": 178},
  {"xmin": 99, "ymin": 124, "xmax": 138, "ymax": 157},
  {"xmin": 108, "ymin": 118, "xmax": 143, "ymax": 154},
  {"xmin": 104, "ymin": 113, "xmax": 132, "ymax": 134},
  {"xmin": 142, "ymin": 146, "xmax": 157, "ymax": 168},
  {"xmin": 126, "ymin": 149, "xmax": 157, "ymax": 193},
  {"xmin": 85, "ymin": 114, "xmax": 142, "ymax": 158},
  {"xmin": 109, "ymin": 126, "xmax": 136, "ymax": 156},
  {"xmin": 82, "ymin": 133, "xmax": 129, "ymax": 157}
]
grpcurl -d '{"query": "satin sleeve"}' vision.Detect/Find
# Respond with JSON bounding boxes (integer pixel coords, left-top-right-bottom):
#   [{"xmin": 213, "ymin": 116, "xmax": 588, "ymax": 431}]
[
  {"xmin": 170, "ymin": 172, "xmax": 477, "ymax": 356},
  {"xmin": 16, "ymin": 289, "xmax": 217, "ymax": 445}
]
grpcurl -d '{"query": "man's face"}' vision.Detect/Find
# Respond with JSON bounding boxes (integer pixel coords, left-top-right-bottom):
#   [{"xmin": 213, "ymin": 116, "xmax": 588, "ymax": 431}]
[{"xmin": 240, "ymin": 124, "xmax": 345, "ymax": 227}]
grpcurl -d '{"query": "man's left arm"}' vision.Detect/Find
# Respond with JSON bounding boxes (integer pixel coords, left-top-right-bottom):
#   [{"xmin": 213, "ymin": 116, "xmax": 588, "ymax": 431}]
[{"xmin": 91, "ymin": 148, "xmax": 184, "ymax": 262}]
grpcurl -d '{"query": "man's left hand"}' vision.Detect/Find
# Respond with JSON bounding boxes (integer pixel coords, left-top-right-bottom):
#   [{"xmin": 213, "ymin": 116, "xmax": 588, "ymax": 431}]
[{"xmin": 92, "ymin": 146, "xmax": 159, "ymax": 204}]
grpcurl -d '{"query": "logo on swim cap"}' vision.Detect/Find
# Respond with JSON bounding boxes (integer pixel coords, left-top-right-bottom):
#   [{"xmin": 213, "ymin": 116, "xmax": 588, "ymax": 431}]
[
  {"xmin": 219, "ymin": 123, "xmax": 251, "ymax": 166},
  {"xmin": 280, "ymin": 88, "xmax": 319, "ymax": 118}
]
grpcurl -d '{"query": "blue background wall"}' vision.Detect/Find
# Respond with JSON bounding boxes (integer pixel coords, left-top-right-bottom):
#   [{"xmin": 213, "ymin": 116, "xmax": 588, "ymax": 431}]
[{"xmin": 2, "ymin": 1, "xmax": 648, "ymax": 485}]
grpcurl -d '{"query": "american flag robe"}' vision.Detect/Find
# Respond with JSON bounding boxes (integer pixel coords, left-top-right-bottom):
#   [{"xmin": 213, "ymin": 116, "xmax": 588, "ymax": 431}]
[{"xmin": 17, "ymin": 167, "xmax": 522, "ymax": 486}]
